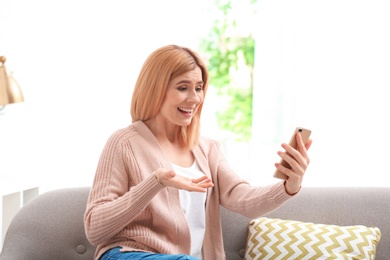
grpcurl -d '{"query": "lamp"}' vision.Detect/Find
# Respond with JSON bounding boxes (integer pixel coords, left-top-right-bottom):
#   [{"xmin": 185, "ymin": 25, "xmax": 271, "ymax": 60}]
[{"xmin": 0, "ymin": 56, "xmax": 24, "ymax": 111}]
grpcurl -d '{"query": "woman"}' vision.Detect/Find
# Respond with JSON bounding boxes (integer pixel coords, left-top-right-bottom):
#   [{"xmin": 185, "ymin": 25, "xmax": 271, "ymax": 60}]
[{"xmin": 84, "ymin": 45, "xmax": 312, "ymax": 260}]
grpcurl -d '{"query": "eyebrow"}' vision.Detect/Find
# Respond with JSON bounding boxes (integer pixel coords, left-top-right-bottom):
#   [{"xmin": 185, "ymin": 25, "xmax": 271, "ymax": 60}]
[{"xmin": 175, "ymin": 79, "xmax": 204, "ymax": 85}]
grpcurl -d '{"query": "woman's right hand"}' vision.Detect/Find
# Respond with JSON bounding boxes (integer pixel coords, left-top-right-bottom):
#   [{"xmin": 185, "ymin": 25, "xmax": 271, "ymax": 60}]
[{"xmin": 154, "ymin": 168, "xmax": 214, "ymax": 192}]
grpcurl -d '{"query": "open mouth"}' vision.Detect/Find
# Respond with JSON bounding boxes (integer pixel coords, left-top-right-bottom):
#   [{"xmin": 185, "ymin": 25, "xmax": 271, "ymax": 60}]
[{"xmin": 178, "ymin": 107, "xmax": 193, "ymax": 115}]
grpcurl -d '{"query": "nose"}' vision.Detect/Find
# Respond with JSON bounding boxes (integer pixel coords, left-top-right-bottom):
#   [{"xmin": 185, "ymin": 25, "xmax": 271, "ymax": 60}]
[{"xmin": 187, "ymin": 89, "xmax": 202, "ymax": 104}]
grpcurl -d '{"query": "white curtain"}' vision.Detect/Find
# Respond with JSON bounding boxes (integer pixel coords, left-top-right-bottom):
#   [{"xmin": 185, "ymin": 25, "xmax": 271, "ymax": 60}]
[{"xmin": 251, "ymin": 0, "xmax": 390, "ymax": 186}]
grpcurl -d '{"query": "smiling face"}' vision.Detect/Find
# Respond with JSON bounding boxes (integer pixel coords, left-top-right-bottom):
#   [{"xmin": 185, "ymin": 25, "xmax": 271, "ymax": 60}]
[{"xmin": 157, "ymin": 66, "xmax": 204, "ymax": 128}]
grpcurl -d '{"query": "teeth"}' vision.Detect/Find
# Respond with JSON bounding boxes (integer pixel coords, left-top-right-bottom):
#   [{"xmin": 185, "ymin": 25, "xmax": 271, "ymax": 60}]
[{"xmin": 179, "ymin": 108, "xmax": 193, "ymax": 113}]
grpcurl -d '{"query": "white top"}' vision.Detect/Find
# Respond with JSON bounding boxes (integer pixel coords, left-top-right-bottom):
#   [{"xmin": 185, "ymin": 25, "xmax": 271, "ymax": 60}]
[{"xmin": 172, "ymin": 161, "xmax": 206, "ymax": 260}]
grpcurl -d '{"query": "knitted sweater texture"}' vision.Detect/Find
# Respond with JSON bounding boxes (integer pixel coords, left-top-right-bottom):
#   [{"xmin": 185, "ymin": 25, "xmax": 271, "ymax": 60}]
[{"xmin": 84, "ymin": 121, "xmax": 294, "ymax": 260}]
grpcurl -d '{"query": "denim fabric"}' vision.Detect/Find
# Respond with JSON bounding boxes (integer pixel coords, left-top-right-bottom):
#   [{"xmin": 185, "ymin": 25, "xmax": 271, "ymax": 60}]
[{"xmin": 100, "ymin": 247, "xmax": 199, "ymax": 260}]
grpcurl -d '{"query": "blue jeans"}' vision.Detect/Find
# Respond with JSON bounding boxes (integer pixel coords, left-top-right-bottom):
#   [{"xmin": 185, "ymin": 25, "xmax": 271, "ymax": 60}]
[{"xmin": 99, "ymin": 247, "xmax": 199, "ymax": 260}]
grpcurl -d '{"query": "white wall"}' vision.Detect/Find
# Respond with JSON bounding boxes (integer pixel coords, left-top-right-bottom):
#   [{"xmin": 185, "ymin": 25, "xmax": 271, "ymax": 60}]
[
  {"xmin": 251, "ymin": 0, "xmax": 390, "ymax": 187},
  {"xmin": 2, "ymin": 0, "xmax": 389, "ymax": 193},
  {"xmin": 0, "ymin": 0, "xmax": 214, "ymax": 192}
]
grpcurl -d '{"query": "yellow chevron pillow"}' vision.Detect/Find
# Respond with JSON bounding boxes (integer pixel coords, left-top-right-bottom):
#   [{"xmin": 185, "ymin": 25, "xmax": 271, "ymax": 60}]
[{"xmin": 245, "ymin": 217, "xmax": 381, "ymax": 260}]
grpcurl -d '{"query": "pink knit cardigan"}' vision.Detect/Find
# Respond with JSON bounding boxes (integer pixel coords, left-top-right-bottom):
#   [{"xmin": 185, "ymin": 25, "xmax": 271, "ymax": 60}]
[{"xmin": 84, "ymin": 121, "xmax": 294, "ymax": 260}]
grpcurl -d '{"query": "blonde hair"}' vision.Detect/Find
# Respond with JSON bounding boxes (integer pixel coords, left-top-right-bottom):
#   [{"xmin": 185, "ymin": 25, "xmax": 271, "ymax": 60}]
[{"xmin": 131, "ymin": 45, "xmax": 209, "ymax": 149}]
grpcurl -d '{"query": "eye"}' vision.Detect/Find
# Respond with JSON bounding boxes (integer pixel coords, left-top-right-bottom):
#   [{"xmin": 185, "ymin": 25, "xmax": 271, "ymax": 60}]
[
  {"xmin": 177, "ymin": 86, "xmax": 187, "ymax": 91},
  {"xmin": 196, "ymin": 85, "xmax": 204, "ymax": 92}
]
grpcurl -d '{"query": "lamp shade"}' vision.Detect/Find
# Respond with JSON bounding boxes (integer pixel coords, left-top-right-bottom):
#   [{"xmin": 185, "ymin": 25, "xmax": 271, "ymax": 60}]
[{"xmin": 0, "ymin": 56, "xmax": 24, "ymax": 106}]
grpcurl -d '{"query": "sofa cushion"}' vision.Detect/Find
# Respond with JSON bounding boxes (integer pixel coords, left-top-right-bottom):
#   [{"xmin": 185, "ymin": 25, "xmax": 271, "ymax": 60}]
[
  {"xmin": 0, "ymin": 187, "xmax": 96, "ymax": 260},
  {"xmin": 244, "ymin": 217, "xmax": 381, "ymax": 259}
]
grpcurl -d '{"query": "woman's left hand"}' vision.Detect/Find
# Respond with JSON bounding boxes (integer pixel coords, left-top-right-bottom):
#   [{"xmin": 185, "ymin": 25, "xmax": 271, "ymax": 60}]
[{"xmin": 275, "ymin": 133, "xmax": 313, "ymax": 195}]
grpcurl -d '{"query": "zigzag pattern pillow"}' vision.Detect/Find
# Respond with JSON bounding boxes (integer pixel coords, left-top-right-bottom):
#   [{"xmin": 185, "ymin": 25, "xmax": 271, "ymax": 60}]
[{"xmin": 245, "ymin": 217, "xmax": 381, "ymax": 260}]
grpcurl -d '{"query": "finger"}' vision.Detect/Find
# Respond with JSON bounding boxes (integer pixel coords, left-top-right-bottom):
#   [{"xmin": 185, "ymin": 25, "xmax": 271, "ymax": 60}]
[
  {"xmin": 197, "ymin": 181, "xmax": 214, "ymax": 188},
  {"xmin": 192, "ymin": 175, "xmax": 210, "ymax": 183},
  {"xmin": 192, "ymin": 180, "xmax": 212, "ymax": 188},
  {"xmin": 295, "ymin": 133, "xmax": 306, "ymax": 152},
  {"xmin": 277, "ymin": 150, "xmax": 300, "ymax": 172},
  {"xmin": 293, "ymin": 134, "xmax": 311, "ymax": 166},
  {"xmin": 168, "ymin": 170, "xmax": 176, "ymax": 178},
  {"xmin": 187, "ymin": 181, "xmax": 213, "ymax": 192},
  {"xmin": 280, "ymin": 143, "xmax": 301, "ymax": 165},
  {"xmin": 297, "ymin": 134, "xmax": 312, "ymax": 167},
  {"xmin": 192, "ymin": 176, "xmax": 214, "ymax": 188},
  {"xmin": 305, "ymin": 138, "xmax": 313, "ymax": 150},
  {"xmin": 161, "ymin": 170, "xmax": 176, "ymax": 181},
  {"xmin": 186, "ymin": 186, "xmax": 208, "ymax": 192},
  {"xmin": 277, "ymin": 145, "xmax": 307, "ymax": 177},
  {"xmin": 189, "ymin": 176, "xmax": 213, "ymax": 189},
  {"xmin": 296, "ymin": 133, "xmax": 312, "ymax": 155},
  {"xmin": 275, "ymin": 162, "xmax": 293, "ymax": 176}
]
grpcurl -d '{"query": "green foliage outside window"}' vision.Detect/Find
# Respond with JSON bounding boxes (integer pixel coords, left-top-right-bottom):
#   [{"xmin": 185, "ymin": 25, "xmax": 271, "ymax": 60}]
[{"xmin": 199, "ymin": 0, "xmax": 257, "ymax": 142}]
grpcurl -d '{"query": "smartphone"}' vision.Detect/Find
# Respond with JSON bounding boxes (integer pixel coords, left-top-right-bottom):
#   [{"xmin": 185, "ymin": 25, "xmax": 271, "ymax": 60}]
[{"xmin": 273, "ymin": 127, "xmax": 312, "ymax": 180}]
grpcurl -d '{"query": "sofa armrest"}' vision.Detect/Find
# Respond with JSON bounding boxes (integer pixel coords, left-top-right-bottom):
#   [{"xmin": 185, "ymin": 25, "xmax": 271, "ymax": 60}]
[
  {"xmin": 221, "ymin": 187, "xmax": 390, "ymax": 260},
  {"xmin": 0, "ymin": 187, "xmax": 96, "ymax": 260}
]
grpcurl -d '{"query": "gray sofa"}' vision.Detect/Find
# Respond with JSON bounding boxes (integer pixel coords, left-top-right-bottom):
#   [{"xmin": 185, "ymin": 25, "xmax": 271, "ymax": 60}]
[{"xmin": 1, "ymin": 187, "xmax": 389, "ymax": 260}]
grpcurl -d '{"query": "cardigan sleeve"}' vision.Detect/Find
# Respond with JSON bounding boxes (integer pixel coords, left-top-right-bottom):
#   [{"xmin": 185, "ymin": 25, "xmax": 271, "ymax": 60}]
[
  {"xmin": 207, "ymin": 139, "xmax": 295, "ymax": 219},
  {"xmin": 84, "ymin": 129, "xmax": 165, "ymax": 246}
]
